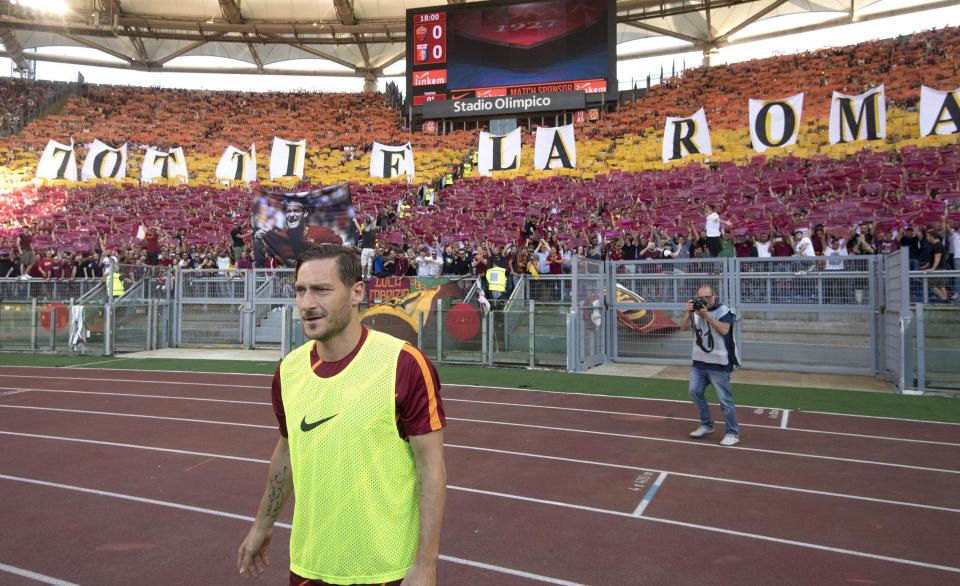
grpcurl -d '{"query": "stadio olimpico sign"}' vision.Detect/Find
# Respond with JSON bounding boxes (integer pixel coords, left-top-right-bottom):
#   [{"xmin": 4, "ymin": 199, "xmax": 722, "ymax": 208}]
[{"xmin": 421, "ymin": 91, "xmax": 586, "ymax": 119}]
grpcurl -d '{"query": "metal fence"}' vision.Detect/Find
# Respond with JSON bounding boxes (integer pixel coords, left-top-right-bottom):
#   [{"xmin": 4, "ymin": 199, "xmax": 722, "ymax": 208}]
[
  {"xmin": 2, "ymin": 256, "xmax": 956, "ymax": 395},
  {"xmin": 607, "ymin": 255, "xmax": 881, "ymax": 376}
]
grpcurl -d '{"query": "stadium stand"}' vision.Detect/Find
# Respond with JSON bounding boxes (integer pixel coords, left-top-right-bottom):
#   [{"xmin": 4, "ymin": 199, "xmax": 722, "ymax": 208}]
[{"xmin": 0, "ymin": 27, "xmax": 958, "ymax": 282}]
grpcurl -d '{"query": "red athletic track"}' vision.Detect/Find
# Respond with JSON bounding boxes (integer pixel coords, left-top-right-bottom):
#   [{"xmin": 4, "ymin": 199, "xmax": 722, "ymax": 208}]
[{"xmin": 0, "ymin": 365, "xmax": 958, "ymax": 585}]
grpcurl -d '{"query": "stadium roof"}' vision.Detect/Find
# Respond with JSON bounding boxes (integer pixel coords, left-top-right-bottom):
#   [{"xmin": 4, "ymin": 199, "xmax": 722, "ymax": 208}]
[{"xmin": 0, "ymin": 0, "xmax": 954, "ymax": 79}]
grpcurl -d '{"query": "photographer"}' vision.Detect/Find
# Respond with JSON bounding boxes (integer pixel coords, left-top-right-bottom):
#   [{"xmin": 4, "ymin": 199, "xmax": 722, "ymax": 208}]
[{"xmin": 680, "ymin": 284, "xmax": 742, "ymax": 446}]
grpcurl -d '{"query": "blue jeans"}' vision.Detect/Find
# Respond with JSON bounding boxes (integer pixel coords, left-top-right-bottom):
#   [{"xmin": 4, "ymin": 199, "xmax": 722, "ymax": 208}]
[{"xmin": 689, "ymin": 365, "xmax": 740, "ymax": 436}]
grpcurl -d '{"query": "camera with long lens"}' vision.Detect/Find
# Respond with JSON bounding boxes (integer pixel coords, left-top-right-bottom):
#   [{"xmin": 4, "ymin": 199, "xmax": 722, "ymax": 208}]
[{"xmin": 690, "ymin": 297, "xmax": 709, "ymax": 311}]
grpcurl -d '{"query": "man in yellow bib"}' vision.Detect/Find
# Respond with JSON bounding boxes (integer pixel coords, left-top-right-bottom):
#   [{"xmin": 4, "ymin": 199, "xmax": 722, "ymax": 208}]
[{"xmin": 238, "ymin": 244, "xmax": 447, "ymax": 585}]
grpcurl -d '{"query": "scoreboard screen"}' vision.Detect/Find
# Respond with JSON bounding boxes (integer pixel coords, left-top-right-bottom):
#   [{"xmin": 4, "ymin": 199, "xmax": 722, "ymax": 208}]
[{"xmin": 407, "ymin": 0, "xmax": 615, "ymax": 108}]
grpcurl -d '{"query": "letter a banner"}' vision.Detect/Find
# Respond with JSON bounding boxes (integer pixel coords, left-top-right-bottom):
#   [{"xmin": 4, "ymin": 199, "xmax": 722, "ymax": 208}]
[
  {"xmin": 919, "ymin": 85, "xmax": 960, "ymax": 137},
  {"xmin": 478, "ymin": 127, "xmax": 521, "ymax": 176},
  {"xmin": 533, "ymin": 124, "xmax": 576, "ymax": 170},
  {"xmin": 270, "ymin": 137, "xmax": 305, "ymax": 180},
  {"xmin": 662, "ymin": 108, "xmax": 712, "ymax": 163},
  {"xmin": 141, "ymin": 147, "xmax": 188, "ymax": 183},
  {"xmin": 81, "ymin": 140, "xmax": 127, "ymax": 181},
  {"xmin": 749, "ymin": 93, "xmax": 804, "ymax": 153},
  {"xmin": 370, "ymin": 142, "xmax": 415, "ymax": 179},
  {"xmin": 36, "ymin": 139, "xmax": 77, "ymax": 181},
  {"xmin": 829, "ymin": 85, "xmax": 886, "ymax": 144},
  {"xmin": 216, "ymin": 144, "xmax": 257, "ymax": 183}
]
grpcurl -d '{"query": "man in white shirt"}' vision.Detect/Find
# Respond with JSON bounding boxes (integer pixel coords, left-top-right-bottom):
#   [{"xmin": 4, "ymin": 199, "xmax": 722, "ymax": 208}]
[
  {"xmin": 793, "ymin": 230, "xmax": 816, "ymax": 257},
  {"xmin": 426, "ymin": 250, "xmax": 443, "ymax": 277},
  {"xmin": 823, "ymin": 237, "xmax": 848, "ymax": 303},
  {"xmin": 754, "ymin": 233, "xmax": 772, "ymax": 258},
  {"xmin": 703, "ymin": 204, "xmax": 731, "ymax": 258}
]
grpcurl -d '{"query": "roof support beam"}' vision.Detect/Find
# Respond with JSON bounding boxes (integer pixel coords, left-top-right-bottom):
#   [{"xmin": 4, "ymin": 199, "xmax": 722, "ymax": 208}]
[
  {"xmin": 714, "ymin": 0, "xmax": 791, "ymax": 42},
  {"xmin": 623, "ymin": 21, "xmax": 705, "ymax": 45},
  {"xmin": 0, "ymin": 25, "xmax": 29, "ymax": 70},
  {"xmin": 0, "ymin": 50, "xmax": 362, "ymax": 77},
  {"xmin": 62, "ymin": 32, "xmax": 135, "ymax": 63},
  {"xmin": 262, "ymin": 33, "xmax": 358, "ymax": 71},
  {"xmin": 154, "ymin": 35, "xmax": 224, "ymax": 66},
  {"xmin": 374, "ymin": 50, "xmax": 405, "ymax": 75}
]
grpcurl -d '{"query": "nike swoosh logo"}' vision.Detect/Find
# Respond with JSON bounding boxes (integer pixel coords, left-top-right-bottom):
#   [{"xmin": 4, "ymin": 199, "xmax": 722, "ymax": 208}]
[
  {"xmin": 300, "ymin": 414, "xmax": 337, "ymax": 432},
  {"xmin": 452, "ymin": 92, "xmax": 470, "ymax": 100}
]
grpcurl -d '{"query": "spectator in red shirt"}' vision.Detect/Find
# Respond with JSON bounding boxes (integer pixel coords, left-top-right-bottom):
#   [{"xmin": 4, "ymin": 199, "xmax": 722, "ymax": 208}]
[
  {"xmin": 144, "ymin": 224, "xmax": 161, "ymax": 265},
  {"xmin": 37, "ymin": 250, "xmax": 55, "ymax": 279}
]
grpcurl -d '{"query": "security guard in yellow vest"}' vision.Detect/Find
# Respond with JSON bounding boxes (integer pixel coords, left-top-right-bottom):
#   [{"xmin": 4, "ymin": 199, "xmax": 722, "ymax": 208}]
[
  {"xmin": 239, "ymin": 244, "xmax": 447, "ymax": 585},
  {"xmin": 485, "ymin": 266, "xmax": 507, "ymax": 297},
  {"xmin": 443, "ymin": 173, "xmax": 453, "ymax": 187},
  {"xmin": 107, "ymin": 271, "xmax": 125, "ymax": 298}
]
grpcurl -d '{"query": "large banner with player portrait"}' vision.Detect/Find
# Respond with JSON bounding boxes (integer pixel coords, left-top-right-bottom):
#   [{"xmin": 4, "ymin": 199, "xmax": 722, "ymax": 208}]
[{"xmin": 251, "ymin": 183, "xmax": 358, "ymax": 267}]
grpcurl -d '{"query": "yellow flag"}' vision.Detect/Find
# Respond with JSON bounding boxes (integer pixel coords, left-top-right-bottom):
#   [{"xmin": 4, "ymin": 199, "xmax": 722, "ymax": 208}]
[{"xmin": 527, "ymin": 262, "xmax": 540, "ymax": 279}]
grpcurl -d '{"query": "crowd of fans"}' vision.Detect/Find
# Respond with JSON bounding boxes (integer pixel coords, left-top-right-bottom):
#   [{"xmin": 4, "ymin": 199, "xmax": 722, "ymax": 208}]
[
  {"xmin": 0, "ymin": 27, "xmax": 958, "ymax": 302},
  {"xmin": 0, "ymin": 78, "xmax": 66, "ymax": 135}
]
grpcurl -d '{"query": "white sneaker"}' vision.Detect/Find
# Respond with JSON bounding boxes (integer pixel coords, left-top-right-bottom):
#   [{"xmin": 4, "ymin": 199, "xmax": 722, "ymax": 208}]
[
  {"xmin": 689, "ymin": 425, "xmax": 715, "ymax": 438},
  {"xmin": 720, "ymin": 434, "xmax": 740, "ymax": 446}
]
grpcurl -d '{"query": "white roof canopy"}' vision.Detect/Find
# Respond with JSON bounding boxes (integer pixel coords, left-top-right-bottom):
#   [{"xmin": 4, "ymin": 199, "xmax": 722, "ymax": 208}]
[{"xmin": 0, "ymin": 0, "xmax": 952, "ymax": 78}]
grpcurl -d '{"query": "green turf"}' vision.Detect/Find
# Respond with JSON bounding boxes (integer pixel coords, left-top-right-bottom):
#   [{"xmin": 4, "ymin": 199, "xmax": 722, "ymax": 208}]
[{"xmin": 1, "ymin": 353, "xmax": 958, "ymax": 423}]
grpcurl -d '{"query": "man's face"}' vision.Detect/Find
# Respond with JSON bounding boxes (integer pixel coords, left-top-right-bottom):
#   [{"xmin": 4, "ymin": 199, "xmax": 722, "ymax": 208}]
[
  {"xmin": 285, "ymin": 205, "xmax": 304, "ymax": 228},
  {"xmin": 697, "ymin": 288, "xmax": 717, "ymax": 309},
  {"xmin": 296, "ymin": 258, "xmax": 362, "ymax": 343}
]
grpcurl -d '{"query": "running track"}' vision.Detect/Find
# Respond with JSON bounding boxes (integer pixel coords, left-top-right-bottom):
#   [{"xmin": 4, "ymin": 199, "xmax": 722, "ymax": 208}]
[{"xmin": 0, "ymin": 366, "xmax": 958, "ymax": 585}]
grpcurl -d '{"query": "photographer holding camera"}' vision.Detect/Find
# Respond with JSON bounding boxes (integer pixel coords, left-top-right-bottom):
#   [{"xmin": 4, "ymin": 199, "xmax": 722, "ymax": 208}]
[{"xmin": 680, "ymin": 284, "xmax": 742, "ymax": 446}]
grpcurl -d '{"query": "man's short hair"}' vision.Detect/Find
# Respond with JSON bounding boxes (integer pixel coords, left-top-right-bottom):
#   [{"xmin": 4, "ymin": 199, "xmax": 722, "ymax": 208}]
[
  {"xmin": 697, "ymin": 283, "xmax": 716, "ymax": 296},
  {"xmin": 295, "ymin": 244, "xmax": 361, "ymax": 285}
]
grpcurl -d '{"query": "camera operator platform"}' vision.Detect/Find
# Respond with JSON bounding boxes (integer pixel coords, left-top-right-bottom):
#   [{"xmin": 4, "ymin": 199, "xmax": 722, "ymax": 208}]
[{"xmin": 680, "ymin": 284, "xmax": 742, "ymax": 446}]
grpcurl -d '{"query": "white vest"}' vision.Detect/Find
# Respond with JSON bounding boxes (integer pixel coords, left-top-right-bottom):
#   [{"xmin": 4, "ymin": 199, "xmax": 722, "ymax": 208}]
[{"xmin": 691, "ymin": 304, "xmax": 740, "ymax": 368}]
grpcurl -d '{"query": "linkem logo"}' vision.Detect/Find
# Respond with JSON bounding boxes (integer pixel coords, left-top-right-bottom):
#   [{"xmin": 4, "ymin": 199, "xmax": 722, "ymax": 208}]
[{"xmin": 413, "ymin": 69, "xmax": 448, "ymax": 87}]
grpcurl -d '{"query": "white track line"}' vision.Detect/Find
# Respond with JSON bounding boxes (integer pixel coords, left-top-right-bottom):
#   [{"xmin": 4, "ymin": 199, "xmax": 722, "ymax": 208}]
[
  {"xmin": 632, "ymin": 472, "xmax": 668, "ymax": 517},
  {"xmin": 0, "ymin": 474, "xmax": 580, "ymax": 586},
  {"xmin": 447, "ymin": 485, "xmax": 960, "ymax": 575},
  {"xmin": 3, "ymin": 368, "xmax": 958, "ymax": 428},
  {"xmin": 448, "ymin": 417, "xmax": 960, "ymax": 474},
  {"xmin": 0, "ymin": 374, "xmax": 266, "ymax": 389},
  {"xmin": 0, "ymin": 388, "xmax": 270, "ymax": 406},
  {"xmin": 0, "ymin": 563, "xmax": 80, "ymax": 586},
  {"xmin": 2, "ymin": 403, "xmax": 953, "ymax": 473},
  {"xmin": 4, "ymin": 473, "xmax": 958, "ymax": 576},
  {"xmin": 5, "ymin": 430, "xmax": 958, "ymax": 514},
  {"xmin": 5, "ymin": 386, "xmax": 956, "ymax": 448},
  {"xmin": 444, "ymin": 398, "xmax": 960, "ymax": 447},
  {"xmin": 0, "ymin": 405, "xmax": 275, "ymax": 430},
  {"xmin": 443, "ymin": 383, "xmax": 960, "ymax": 426}
]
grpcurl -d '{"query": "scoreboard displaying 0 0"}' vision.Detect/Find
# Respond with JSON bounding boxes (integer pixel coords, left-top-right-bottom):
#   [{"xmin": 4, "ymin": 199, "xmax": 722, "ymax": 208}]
[{"xmin": 407, "ymin": 0, "xmax": 616, "ymax": 109}]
